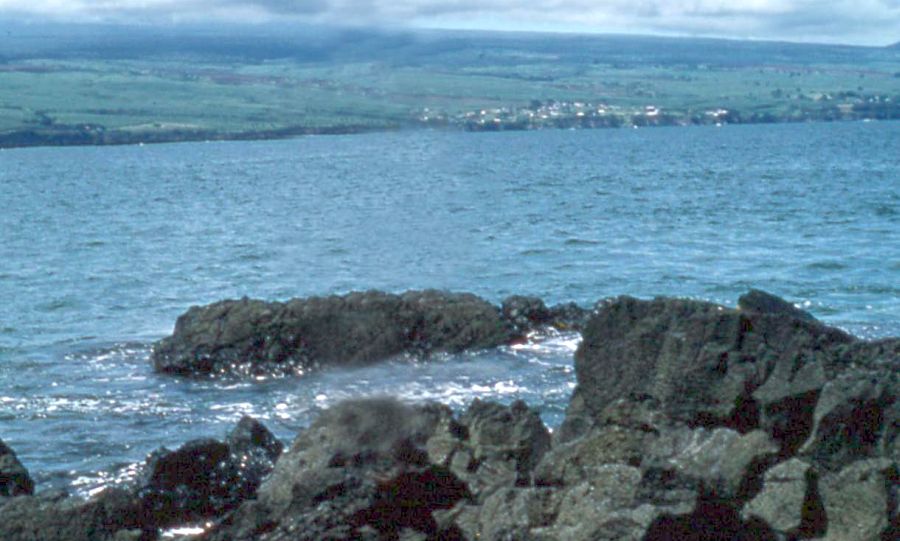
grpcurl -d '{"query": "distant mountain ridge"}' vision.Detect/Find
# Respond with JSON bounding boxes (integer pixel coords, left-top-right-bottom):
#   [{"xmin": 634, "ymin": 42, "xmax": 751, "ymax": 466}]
[{"xmin": 0, "ymin": 21, "xmax": 891, "ymax": 65}]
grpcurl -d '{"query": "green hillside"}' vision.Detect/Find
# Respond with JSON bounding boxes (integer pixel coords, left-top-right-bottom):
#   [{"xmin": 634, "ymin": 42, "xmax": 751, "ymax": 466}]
[{"xmin": 1, "ymin": 23, "xmax": 898, "ymax": 147}]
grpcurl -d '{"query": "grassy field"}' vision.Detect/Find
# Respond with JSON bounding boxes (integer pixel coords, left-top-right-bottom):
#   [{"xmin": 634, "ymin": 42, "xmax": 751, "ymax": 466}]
[{"xmin": 0, "ymin": 24, "xmax": 897, "ymax": 146}]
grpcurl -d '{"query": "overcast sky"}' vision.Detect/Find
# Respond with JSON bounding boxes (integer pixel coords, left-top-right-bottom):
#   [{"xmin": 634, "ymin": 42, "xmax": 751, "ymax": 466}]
[{"xmin": 0, "ymin": 0, "xmax": 898, "ymax": 46}]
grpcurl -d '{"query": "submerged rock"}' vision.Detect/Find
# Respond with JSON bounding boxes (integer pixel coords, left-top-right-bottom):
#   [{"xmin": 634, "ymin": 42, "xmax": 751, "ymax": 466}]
[
  {"xmin": 0, "ymin": 438, "xmax": 34, "ymax": 498},
  {"xmin": 152, "ymin": 290, "xmax": 516, "ymax": 377}
]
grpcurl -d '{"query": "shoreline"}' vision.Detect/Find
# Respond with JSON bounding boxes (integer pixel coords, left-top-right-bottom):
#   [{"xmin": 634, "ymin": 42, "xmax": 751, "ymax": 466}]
[
  {"xmin": 0, "ymin": 115, "xmax": 894, "ymax": 151},
  {"xmin": 2, "ymin": 289, "xmax": 896, "ymax": 540}
]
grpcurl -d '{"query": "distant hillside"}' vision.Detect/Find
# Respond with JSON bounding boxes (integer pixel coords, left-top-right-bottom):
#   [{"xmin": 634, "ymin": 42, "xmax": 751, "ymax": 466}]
[
  {"xmin": 1, "ymin": 23, "xmax": 898, "ymax": 148},
  {"xmin": 1, "ymin": 22, "xmax": 893, "ymax": 66}
]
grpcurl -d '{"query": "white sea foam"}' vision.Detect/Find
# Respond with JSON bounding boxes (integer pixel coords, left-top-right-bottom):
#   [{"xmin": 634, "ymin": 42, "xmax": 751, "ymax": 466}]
[{"xmin": 161, "ymin": 524, "xmax": 209, "ymax": 538}]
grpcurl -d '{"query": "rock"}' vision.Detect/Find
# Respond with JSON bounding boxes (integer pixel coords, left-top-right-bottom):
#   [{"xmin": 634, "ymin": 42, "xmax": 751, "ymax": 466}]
[
  {"xmin": 819, "ymin": 459, "xmax": 895, "ymax": 541},
  {"xmin": 226, "ymin": 416, "xmax": 285, "ymax": 491},
  {"xmin": 9, "ymin": 289, "xmax": 896, "ymax": 540},
  {"xmin": 152, "ymin": 290, "xmax": 515, "ymax": 377},
  {"xmin": 547, "ymin": 302, "xmax": 591, "ymax": 332},
  {"xmin": 458, "ymin": 399, "xmax": 551, "ymax": 489},
  {"xmin": 642, "ymin": 426, "xmax": 779, "ymax": 501},
  {"xmin": 501, "ymin": 296, "xmax": 590, "ymax": 335},
  {"xmin": 475, "ymin": 486, "xmax": 560, "ymax": 540},
  {"xmin": 0, "ymin": 487, "xmax": 146, "ymax": 541},
  {"xmin": 0, "ymin": 439, "xmax": 34, "ymax": 497},
  {"xmin": 204, "ymin": 398, "xmax": 471, "ymax": 541},
  {"xmin": 643, "ymin": 496, "xmax": 778, "ymax": 541},
  {"xmin": 535, "ymin": 424, "xmax": 651, "ymax": 486},
  {"xmin": 742, "ymin": 458, "xmax": 815, "ymax": 535},
  {"xmin": 137, "ymin": 416, "xmax": 282, "ymax": 529},
  {"xmin": 800, "ymin": 368, "xmax": 897, "ymax": 470},
  {"xmin": 558, "ymin": 291, "xmax": 856, "ymax": 446},
  {"xmin": 502, "ymin": 295, "xmax": 553, "ymax": 333},
  {"xmin": 738, "ymin": 289, "xmax": 816, "ymax": 322},
  {"xmin": 539, "ymin": 463, "xmax": 695, "ymax": 541}
]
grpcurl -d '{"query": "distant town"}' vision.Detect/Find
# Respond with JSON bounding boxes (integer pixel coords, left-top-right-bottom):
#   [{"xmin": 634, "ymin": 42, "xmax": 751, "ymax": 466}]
[{"xmin": 418, "ymin": 93, "xmax": 899, "ymax": 131}]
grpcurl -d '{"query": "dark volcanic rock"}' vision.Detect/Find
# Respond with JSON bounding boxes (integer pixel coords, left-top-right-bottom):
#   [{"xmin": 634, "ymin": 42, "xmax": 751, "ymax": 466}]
[
  {"xmin": 0, "ymin": 439, "xmax": 34, "ymax": 497},
  {"xmin": 0, "ymin": 487, "xmax": 146, "ymax": 541},
  {"xmin": 738, "ymin": 288, "xmax": 816, "ymax": 322},
  {"xmin": 137, "ymin": 417, "xmax": 282, "ymax": 528},
  {"xmin": 459, "ymin": 399, "xmax": 551, "ymax": 485},
  {"xmin": 800, "ymin": 368, "xmax": 898, "ymax": 470},
  {"xmin": 0, "ymin": 417, "xmax": 282, "ymax": 541},
  {"xmin": 501, "ymin": 295, "xmax": 590, "ymax": 334},
  {"xmin": 152, "ymin": 290, "xmax": 515, "ymax": 377},
  {"xmin": 545, "ymin": 290, "xmax": 898, "ymax": 541},
  {"xmin": 6, "ymin": 290, "xmax": 897, "ymax": 541},
  {"xmin": 557, "ymin": 292, "xmax": 859, "ymax": 444},
  {"xmin": 203, "ymin": 398, "xmax": 473, "ymax": 541},
  {"xmin": 502, "ymin": 295, "xmax": 553, "ymax": 332}
]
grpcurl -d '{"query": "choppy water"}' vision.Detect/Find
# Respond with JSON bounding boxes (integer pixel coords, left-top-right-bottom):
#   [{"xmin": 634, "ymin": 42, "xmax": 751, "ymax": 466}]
[{"xmin": 1, "ymin": 121, "xmax": 898, "ymax": 495}]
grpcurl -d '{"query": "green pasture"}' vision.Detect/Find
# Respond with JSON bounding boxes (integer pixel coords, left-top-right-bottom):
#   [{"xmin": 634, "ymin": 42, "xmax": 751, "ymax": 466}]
[{"xmin": 0, "ymin": 30, "xmax": 897, "ymax": 145}]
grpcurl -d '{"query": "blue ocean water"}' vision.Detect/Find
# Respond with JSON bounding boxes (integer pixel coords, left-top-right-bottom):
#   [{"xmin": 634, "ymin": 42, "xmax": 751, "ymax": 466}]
[{"xmin": 1, "ymin": 121, "xmax": 898, "ymax": 495}]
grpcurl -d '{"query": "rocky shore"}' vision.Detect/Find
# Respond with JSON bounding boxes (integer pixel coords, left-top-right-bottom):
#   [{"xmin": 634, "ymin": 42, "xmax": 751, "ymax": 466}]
[{"xmin": 2, "ymin": 290, "xmax": 896, "ymax": 540}]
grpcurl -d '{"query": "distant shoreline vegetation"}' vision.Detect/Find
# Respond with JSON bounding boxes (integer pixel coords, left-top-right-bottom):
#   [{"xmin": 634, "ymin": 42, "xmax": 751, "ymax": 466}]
[
  {"xmin": 1, "ymin": 105, "xmax": 898, "ymax": 149},
  {"xmin": 1, "ymin": 26, "xmax": 898, "ymax": 149}
]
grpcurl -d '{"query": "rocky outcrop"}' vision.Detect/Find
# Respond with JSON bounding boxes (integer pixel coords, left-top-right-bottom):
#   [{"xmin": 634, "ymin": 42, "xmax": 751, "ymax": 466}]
[
  {"xmin": 549, "ymin": 291, "xmax": 897, "ymax": 541},
  {"xmin": 136, "ymin": 416, "xmax": 283, "ymax": 529},
  {"xmin": 500, "ymin": 295, "xmax": 591, "ymax": 334},
  {"xmin": 202, "ymin": 398, "xmax": 478, "ymax": 540},
  {"xmin": 0, "ymin": 417, "xmax": 283, "ymax": 541},
  {"xmin": 4, "ymin": 290, "xmax": 897, "ymax": 540},
  {"xmin": 193, "ymin": 398, "xmax": 554, "ymax": 541},
  {"xmin": 557, "ymin": 292, "xmax": 895, "ymax": 448},
  {"xmin": 0, "ymin": 488, "xmax": 146, "ymax": 541},
  {"xmin": 152, "ymin": 290, "xmax": 591, "ymax": 378},
  {"xmin": 1, "ymin": 439, "xmax": 34, "ymax": 498},
  {"xmin": 152, "ymin": 290, "xmax": 518, "ymax": 377}
]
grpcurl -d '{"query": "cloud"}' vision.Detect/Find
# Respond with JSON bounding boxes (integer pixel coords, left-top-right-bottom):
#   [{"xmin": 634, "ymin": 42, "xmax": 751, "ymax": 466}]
[{"xmin": 0, "ymin": 0, "xmax": 897, "ymax": 45}]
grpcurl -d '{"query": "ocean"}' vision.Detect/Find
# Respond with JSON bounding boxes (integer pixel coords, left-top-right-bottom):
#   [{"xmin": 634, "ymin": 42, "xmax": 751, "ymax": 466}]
[{"xmin": 1, "ymin": 121, "xmax": 897, "ymax": 496}]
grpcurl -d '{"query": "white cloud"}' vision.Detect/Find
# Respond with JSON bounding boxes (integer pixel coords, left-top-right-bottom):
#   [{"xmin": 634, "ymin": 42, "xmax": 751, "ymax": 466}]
[{"xmin": 0, "ymin": 0, "xmax": 898, "ymax": 45}]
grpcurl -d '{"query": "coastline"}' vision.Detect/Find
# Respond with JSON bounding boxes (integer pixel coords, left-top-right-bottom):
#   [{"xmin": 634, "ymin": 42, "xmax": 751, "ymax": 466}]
[
  {"xmin": 2, "ymin": 289, "xmax": 897, "ymax": 540},
  {"xmin": 1, "ymin": 114, "xmax": 895, "ymax": 151}
]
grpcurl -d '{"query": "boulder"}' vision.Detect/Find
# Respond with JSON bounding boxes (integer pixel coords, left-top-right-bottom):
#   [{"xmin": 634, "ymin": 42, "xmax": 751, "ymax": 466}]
[
  {"xmin": 819, "ymin": 459, "xmax": 896, "ymax": 541},
  {"xmin": 548, "ymin": 463, "xmax": 695, "ymax": 541},
  {"xmin": 799, "ymin": 368, "xmax": 897, "ymax": 470},
  {"xmin": 641, "ymin": 426, "xmax": 779, "ymax": 501},
  {"xmin": 501, "ymin": 296, "xmax": 590, "ymax": 335},
  {"xmin": 0, "ymin": 439, "xmax": 34, "ymax": 498},
  {"xmin": 502, "ymin": 296, "xmax": 553, "ymax": 333},
  {"xmin": 0, "ymin": 487, "xmax": 145, "ymax": 541},
  {"xmin": 203, "ymin": 398, "xmax": 472, "ymax": 541},
  {"xmin": 137, "ymin": 416, "xmax": 283, "ymax": 528},
  {"xmin": 457, "ymin": 399, "xmax": 551, "ymax": 490},
  {"xmin": 152, "ymin": 290, "xmax": 515, "ymax": 377},
  {"xmin": 737, "ymin": 289, "xmax": 816, "ymax": 322},
  {"xmin": 558, "ymin": 292, "xmax": 857, "ymax": 448},
  {"xmin": 742, "ymin": 458, "xmax": 818, "ymax": 536}
]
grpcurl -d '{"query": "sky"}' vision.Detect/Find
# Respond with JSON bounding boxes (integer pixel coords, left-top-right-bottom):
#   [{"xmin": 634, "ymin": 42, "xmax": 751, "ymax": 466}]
[{"xmin": 0, "ymin": 0, "xmax": 897, "ymax": 46}]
